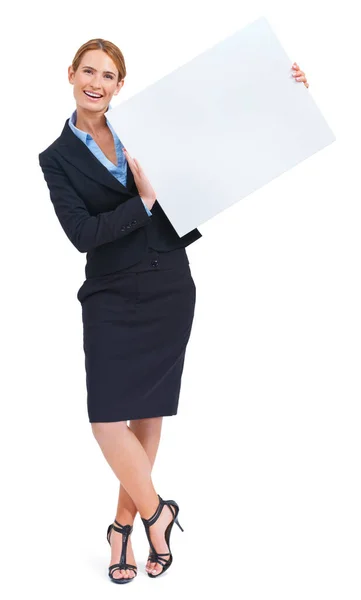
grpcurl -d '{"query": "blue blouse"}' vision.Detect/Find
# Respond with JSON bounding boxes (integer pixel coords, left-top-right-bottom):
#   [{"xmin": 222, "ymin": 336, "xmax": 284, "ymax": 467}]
[{"xmin": 68, "ymin": 104, "xmax": 152, "ymax": 217}]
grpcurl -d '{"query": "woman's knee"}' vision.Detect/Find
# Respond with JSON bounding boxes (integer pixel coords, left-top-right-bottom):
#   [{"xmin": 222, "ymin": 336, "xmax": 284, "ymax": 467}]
[
  {"xmin": 91, "ymin": 420, "xmax": 128, "ymax": 439},
  {"xmin": 130, "ymin": 416, "xmax": 162, "ymax": 429}
]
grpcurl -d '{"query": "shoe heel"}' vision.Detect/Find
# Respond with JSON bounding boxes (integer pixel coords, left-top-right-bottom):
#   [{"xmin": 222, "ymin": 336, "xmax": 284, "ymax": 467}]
[
  {"xmin": 174, "ymin": 515, "xmax": 184, "ymax": 532},
  {"xmin": 167, "ymin": 500, "xmax": 184, "ymax": 532}
]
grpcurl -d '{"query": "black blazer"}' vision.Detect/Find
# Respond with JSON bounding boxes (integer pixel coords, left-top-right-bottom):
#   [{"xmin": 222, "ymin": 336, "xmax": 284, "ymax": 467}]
[{"xmin": 39, "ymin": 118, "xmax": 202, "ymax": 278}]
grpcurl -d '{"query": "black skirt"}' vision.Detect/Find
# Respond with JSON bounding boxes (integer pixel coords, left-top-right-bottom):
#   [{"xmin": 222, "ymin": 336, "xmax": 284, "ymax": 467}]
[{"xmin": 76, "ymin": 247, "xmax": 196, "ymax": 422}]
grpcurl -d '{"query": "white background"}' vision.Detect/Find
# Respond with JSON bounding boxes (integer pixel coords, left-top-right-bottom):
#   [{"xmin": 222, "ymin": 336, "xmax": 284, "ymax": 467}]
[{"xmin": 1, "ymin": 0, "xmax": 360, "ymax": 598}]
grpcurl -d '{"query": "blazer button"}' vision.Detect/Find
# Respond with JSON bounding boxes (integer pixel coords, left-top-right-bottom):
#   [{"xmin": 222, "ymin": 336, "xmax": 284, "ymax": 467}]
[
  {"xmin": 151, "ymin": 260, "xmax": 158, "ymax": 268},
  {"xmin": 126, "ymin": 224, "xmax": 131, "ymax": 229},
  {"xmin": 120, "ymin": 226, "xmax": 125, "ymax": 231},
  {"xmin": 131, "ymin": 220, "xmax": 137, "ymax": 225}
]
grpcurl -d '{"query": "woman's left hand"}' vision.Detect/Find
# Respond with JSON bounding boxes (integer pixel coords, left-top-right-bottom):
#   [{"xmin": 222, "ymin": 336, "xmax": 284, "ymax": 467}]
[{"xmin": 292, "ymin": 62, "xmax": 309, "ymax": 88}]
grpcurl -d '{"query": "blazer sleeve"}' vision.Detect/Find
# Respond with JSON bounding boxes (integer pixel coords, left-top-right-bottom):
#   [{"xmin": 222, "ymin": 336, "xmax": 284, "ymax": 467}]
[{"xmin": 39, "ymin": 152, "xmax": 151, "ymax": 253}]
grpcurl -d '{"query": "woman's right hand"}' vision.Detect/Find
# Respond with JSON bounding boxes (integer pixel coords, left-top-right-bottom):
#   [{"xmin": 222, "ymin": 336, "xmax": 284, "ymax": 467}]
[{"xmin": 122, "ymin": 148, "xmax": 157, "ymax": 210}]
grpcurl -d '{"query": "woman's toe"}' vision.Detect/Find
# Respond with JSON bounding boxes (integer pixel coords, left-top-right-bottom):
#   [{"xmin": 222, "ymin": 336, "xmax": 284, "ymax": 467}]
[
  {"xmin": 149, "ymin": 562, "xmax": 159, "ymax": 574},
  {"xmin": 113, "ymin": 570, "xmax": 123, "ymax": 579}
]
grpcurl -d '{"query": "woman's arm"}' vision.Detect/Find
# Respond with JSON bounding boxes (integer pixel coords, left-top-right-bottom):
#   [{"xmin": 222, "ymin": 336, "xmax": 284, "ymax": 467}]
[{"xmin": 39, "ymin": 153, "xmax": 151, "ymax": 253}]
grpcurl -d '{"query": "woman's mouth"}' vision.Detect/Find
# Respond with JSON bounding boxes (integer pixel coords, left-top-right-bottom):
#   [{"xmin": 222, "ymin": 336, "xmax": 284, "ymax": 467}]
[{"xmin": 83, "ymin": 91, "xmax": 103, "ymax": 101}]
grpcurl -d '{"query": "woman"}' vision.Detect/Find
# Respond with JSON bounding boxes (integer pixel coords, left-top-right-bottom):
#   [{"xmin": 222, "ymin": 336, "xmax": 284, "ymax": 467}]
[{"xmin": 39, "ymin": 38, "xmax": 309, "ymax": 584}]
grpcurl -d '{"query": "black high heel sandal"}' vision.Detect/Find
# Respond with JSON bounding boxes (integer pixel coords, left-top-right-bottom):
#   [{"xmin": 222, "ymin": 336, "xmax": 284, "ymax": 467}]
[
  {"xmin": 106, "ymin": 520, "xmax": 138, "ymax": 584},
  {"xmin": 141, "ymin": 494, "xmax": 184, "ymax": 578}
]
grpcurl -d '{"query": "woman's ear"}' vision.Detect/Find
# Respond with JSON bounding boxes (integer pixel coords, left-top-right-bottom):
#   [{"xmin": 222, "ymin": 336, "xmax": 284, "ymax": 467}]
[
  {"xmin": 113, "ymin": 79, "xmax": 125, "ymax": 96},
  {"xmin": 68, "ymin": 65, "xmax": 75, "ymax": 84}
]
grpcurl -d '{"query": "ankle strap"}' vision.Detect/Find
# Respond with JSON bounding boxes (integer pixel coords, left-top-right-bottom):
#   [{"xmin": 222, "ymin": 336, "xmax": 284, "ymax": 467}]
[
  {"xmin": 113, "ymin": 520, "xmax": 133, "ymax": 535},
  {"xmin": 141, "ymin": 494, "xmax": 164, "ymax": 526}
]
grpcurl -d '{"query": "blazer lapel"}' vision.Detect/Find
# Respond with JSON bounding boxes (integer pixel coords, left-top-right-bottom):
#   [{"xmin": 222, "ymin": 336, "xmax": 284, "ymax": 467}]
[{"xmin": 56, "ymin": 119, "xmax": 135, "ymax": 195}]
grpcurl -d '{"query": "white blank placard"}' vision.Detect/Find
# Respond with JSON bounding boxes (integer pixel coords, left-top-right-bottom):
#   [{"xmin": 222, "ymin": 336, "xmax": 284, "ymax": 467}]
[{"xmin": 106, "ymin": 17, "xmax": 335, "ymax": 237}]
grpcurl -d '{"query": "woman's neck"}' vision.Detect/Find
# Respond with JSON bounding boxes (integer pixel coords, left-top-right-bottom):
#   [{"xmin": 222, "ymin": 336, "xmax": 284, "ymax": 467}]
[{"xmin": 75, "ymin": 106, "xmax": 109, "ymax": 137}]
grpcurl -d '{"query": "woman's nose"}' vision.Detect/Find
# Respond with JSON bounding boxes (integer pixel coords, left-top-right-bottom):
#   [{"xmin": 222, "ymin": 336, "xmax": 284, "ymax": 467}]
[{"xmin": 91, "ymin": 76, "xmax": 102, "ymax": 89}]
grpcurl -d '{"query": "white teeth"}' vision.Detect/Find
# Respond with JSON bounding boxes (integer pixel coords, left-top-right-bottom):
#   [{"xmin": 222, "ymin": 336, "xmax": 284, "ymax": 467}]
[{"xmin": 84, "ymin": 91, "xmax": 102, "ymax": 98}]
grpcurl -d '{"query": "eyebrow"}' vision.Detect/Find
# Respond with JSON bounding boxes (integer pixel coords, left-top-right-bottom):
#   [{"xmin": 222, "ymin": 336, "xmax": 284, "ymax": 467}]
[{"xmin": 82, "ymin": 65, "xmax": 116, "ymax": 76}]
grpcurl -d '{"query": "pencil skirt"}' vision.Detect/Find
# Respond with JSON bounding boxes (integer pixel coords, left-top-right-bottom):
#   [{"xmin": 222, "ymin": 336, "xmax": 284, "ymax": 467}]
[{"xmin": 76, "ymin": 247, "xmax": 196, "ymax": 422}]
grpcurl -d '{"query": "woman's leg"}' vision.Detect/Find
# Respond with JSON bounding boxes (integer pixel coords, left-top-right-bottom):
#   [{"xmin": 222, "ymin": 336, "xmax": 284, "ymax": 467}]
[
  {"xmin": 113, "ymin": 417, "xmax": 163, "ymax": 576},
  {"xmin": 115, "ymin": 417, "xmax": 163, "ymax": 524},
  {"xmin": 92, "ymin": 418, "xmax": 174, "ymax": 578},
  {"xmin": 129, "ymin": 418, "xmax": 178, "ymax": 576}
]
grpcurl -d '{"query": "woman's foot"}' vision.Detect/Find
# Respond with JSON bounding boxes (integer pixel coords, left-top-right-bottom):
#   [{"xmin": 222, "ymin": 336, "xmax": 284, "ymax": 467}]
[
  {"xmin": 145, "ymin": 504, "xmax": 174, "ymax": 576},
  {"xmin": 109, "ymin": 521, "xmax": 137, "ymax": 580}
]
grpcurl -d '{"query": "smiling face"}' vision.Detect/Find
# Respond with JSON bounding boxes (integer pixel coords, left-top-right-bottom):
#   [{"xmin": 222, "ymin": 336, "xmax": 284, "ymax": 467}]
[{"xmin": 68, "ymin": 49, "xmax": 124, "ymax": 112}]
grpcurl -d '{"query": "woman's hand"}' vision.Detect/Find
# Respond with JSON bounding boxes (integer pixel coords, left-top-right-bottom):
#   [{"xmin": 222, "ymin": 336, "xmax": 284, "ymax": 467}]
[
  {"xmin": 292, "ymin": 62, "xmax": 309, "ymax": 88},
  {"xmin": 122, "ymin": 148, "xmax": 157, "ymax": 209}
]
